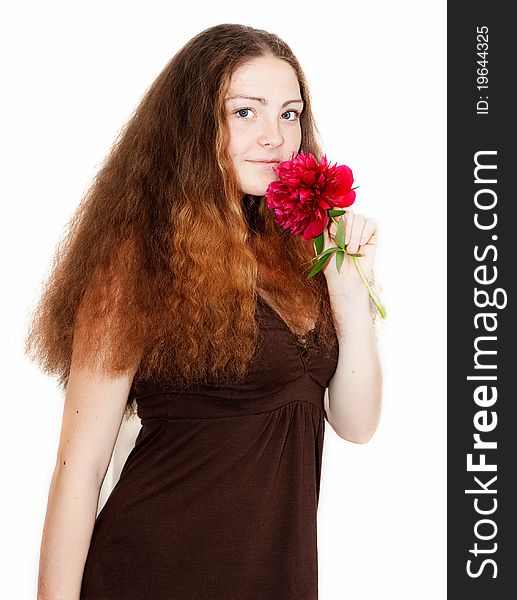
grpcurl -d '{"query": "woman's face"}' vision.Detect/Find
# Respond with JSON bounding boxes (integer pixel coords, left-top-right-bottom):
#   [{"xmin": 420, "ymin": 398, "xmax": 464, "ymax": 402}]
[{"xmin": 225, "ymin": 55, "xmax": 303, "ymax": 196}]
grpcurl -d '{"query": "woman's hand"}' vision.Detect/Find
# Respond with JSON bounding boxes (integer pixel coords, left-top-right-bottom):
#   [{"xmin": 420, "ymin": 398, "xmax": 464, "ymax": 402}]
[{"xmin": 320, "ymin": 208, "xmax": 377, "ymax": 296}]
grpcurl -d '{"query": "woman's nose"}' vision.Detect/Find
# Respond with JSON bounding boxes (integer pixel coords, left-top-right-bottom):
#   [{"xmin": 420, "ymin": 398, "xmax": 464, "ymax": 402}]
[{"xmin": 257, "ymin": 117, "xmax": 284, "ymax": 148}]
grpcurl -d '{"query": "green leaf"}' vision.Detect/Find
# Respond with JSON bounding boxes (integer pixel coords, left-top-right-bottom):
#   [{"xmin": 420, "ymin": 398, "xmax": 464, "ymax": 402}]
[
  {"xmin": 312, "ymin": 246, "xmax": 341, "ymax": 262},
  {"xmin": 307, "ymin": 252, "xmax": 333, "ymax": 278},
  {"xmin": 335, "ymin": 249, "xmax": 344, "ymax": 272},
  {"xmin": 334, "ymin": 217, "xmax": 345, "ymax": 250},
  {"xmin": 328, "ymin": 209, "xmax": 346, "ymax": 217},
  {"xmin": 313, "ymin": 233, "xmax": 324, "ymax": 255}
]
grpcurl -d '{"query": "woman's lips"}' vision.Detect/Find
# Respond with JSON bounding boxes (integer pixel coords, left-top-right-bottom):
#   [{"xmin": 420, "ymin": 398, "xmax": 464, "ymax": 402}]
[{"xmin": 247, "ymin": 160, "xmax": 280, "ymax": 168}]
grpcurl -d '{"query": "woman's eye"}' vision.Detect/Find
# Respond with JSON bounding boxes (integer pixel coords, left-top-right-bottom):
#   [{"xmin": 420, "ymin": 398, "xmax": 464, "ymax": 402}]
[
  {"xmin": 281, "ymin": 110, "xmax": 299, "ymax": 121},
  {"xmin": 236, "ymin": 108, "xmax": 253, "ymax": 118}
]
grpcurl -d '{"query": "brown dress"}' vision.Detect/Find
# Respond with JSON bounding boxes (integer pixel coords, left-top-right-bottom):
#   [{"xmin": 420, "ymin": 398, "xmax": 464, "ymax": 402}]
[{"xmin": 80, "ymin": 296, "xmax": 339, "ymax": 599}]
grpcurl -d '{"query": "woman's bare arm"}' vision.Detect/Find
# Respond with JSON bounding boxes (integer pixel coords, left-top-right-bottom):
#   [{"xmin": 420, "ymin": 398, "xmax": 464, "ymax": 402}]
[
  {"xmin": 326, "ymin": 287, "xmax": 383, "ymax": 443},
  {"xmin": 37, "ymin": 345, "xmax": 138, "ymax": 599}
]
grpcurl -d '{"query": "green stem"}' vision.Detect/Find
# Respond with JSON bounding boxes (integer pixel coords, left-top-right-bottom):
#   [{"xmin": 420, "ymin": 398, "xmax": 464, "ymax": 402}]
[
  {"xmin": 350, "ymin": 254, "xmax": 387, "ymax": 318},
  {"xmin": 327, "ymin": 214, "xmax": 387, "ymax": 318}
]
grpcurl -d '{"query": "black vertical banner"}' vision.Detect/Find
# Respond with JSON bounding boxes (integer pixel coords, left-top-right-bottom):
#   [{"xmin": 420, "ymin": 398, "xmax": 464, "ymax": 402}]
[{"xmin": 448, "ymin": 3, "xmax": 515, "ymax": 597}]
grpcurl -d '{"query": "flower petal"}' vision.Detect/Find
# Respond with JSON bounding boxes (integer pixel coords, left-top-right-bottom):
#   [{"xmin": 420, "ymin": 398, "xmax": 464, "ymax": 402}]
[
  {"xmin": 302, "ymin": 210, "xmax": 328, "ymax": 241},
  {"xmin": 332, "ymin": 189, "xmax": 356, "ymax": 207},
  {"xmin": 334, "ymin": 165, "xmax": 354, "ymax": 189}
]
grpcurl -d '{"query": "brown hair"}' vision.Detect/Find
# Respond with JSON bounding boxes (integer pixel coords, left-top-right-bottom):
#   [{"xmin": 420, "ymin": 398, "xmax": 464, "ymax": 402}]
[{"xmin": 24, "ymin": 23, "xmax": 340, "ymax": 417}]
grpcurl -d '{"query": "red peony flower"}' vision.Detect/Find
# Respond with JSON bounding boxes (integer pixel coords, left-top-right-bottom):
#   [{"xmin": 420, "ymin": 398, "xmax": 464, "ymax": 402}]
[
  {"xmin": 264, "ymin": 151, "xmax": 387, "ymax": 318},
  {"xmin": 265, "ymin": 151, "xmax": 356, "ymax": 242}
]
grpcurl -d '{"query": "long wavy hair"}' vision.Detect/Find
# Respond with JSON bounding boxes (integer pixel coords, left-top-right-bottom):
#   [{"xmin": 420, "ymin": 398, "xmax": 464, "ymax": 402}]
[{"xmin": 24, "ymin": 23, "xmax": 342, "ymax": 417}]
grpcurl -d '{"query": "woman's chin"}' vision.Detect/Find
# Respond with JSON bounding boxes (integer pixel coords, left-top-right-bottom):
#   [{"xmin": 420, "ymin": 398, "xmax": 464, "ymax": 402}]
[
  {"xmin": 238, "ymin": 170, "xmax": 280, "ymax": 197},
  {"xmin": 241, "ymin": 181, "xmax": 274, "ymax": 197},
  {"xmin": 240, "ymin": 189, "xmax": 264, "ymax": 197}
]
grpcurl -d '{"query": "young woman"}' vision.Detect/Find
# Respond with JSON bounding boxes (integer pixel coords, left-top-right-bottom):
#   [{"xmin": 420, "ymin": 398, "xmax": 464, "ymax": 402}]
[{"xmin": 27, "ymin": 23, "xmax": 382, "ymax": 600}]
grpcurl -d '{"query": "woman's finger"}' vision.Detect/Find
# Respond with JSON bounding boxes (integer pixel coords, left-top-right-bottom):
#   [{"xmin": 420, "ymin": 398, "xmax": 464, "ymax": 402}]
[
  {"xmin": 346, "ymin": 213, "xmax": 366, "ymax": 254},
  {"xmin": 359, "ymin": 218, "xmax": 378, "ymax": 246},
  {"xmin": 343, "ymin": 209, "xmax": 354, "ymax": 246}
]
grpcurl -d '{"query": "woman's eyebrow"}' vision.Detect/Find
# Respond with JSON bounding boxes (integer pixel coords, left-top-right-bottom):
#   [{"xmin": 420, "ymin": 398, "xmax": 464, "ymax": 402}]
[{"xmin": 225, "ymin": 95, "xmax": 304, "ymax": 108}]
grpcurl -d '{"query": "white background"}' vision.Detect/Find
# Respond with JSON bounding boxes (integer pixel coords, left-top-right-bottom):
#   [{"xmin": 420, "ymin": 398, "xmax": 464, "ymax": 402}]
[{"xmin": 1, "ymin": 1, "xmax": 446, "ymax": 598}]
